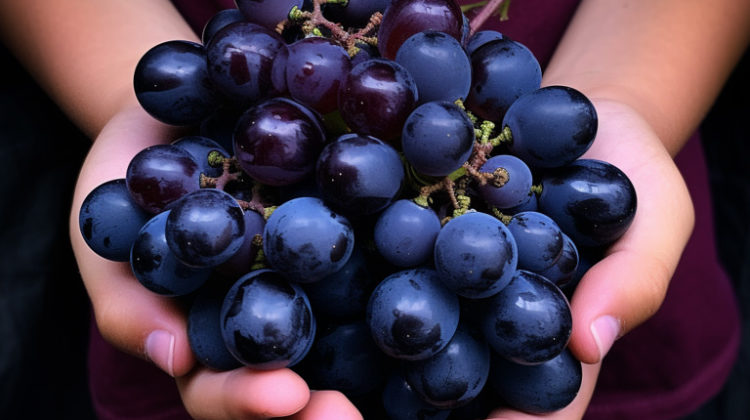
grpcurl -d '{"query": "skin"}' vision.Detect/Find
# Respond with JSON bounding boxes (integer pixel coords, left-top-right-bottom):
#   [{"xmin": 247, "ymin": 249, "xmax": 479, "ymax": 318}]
[{"xmin": 1, "ymin": 0, "xmax": 748, "ymax": 419}]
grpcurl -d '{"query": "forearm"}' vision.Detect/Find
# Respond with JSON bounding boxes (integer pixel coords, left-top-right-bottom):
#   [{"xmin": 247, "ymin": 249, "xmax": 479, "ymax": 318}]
[
  {"xmin": 0, "ymin": 0, "xmax": 199, "ymax": 138},
  {"xmin": 542, "ymin": 0, "xmax": 750, "ymax": 156}
]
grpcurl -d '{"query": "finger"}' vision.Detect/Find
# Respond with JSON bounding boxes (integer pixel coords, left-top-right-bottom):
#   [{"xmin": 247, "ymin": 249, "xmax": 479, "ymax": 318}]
[
  {"xmin": 176, "ymin": 367, "xmax": 310, "ymax": 419},
  {"xmin": 284, "ymin": 391, "xmax": 363, "ymax": 420},
  {"xmin": 486, "ymin": 362, "xmax": 600, "ymax": 419}
]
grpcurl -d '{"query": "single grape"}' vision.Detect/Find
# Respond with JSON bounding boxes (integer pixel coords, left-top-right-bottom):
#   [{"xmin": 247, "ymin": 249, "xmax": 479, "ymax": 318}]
[
  {"xmin": 316, "ymin": 133, "xmax": 405, "ymax": 216},
  {"xmin": 381, "ymin": 371, "xmax": 452, "ymax": 420},
  {"xmin": 433, "ymin": 212, "xmax": 518, "ymax": 299},
  {"xmin": 480, "ymin": 270, "xmax": 572, "ymax": 365},
  {"xmin": 401, "ymin": 101, "xmax": 475, "ymax": 177},
  {"xmin": 488, "ymin": 349, "xmax": 582, "ymax": 414},
  {"xmin": 220, "ymin": 268, "xmax": 316, "ymax": 370},
  {"xmin": 201, "ymin": 8, "xmax": 246, "ymax": 45},
  {"xmin": 465, "ymin": 37, "xmax": 541, "ymax": 122},
  {"xmin": 78, "ymin": 179, "xmax": 151, "ymax": 262},
  {"xmin": 506, "ymin": 211, "xmax": 564, "ymax": 273},
  {"xmin": 374, "ymin": 199, "xmax": 441, "ymax": 267},
  {"xmin": 233, "ymin": 97, "xmax": 326, "ymax": 186},
  {"xmin": 538, "ymin": 158, "xmax": 637, "ymax": 247},
  {"xmin": 377, "ymin": 0, "xmax": 464, "ymax": 60},
  {"xmin": 366, "ymin": 267, "xmax": 460, "ymax": 361},
  {"xmin": 130, "ymin": 211, "xmax": 212, "ymax": 296},
  {"xmin": 539, "ymin": 233, "xmax": 580, "ymax": 288},
  {"xmin": 504, "ymin": 85, "xmax": 598, "ymax": 168},
  {"xmin": 403, "ymin": 324, "xmax": 490, "ymax": 409},
  {"xmin": 285, "ymin": 37, "xmax": 352, "ymax": 114},
  {"xmin": 338, "ymin": 58, "xmax": 418, "ymax": 144},
  {"xmin": 395, "ymin": 31, "xmax": 471, "ymax": 104},
  {"xmin": 294, "ymin": 320, "xmax": 387, "ymax": 397},
  {"xmin": 234, "ymin": 0, "xmax": 303, "ymax": 30},
  {"xmin": 263, "ymin": 196, "xmax": 355, "ymax": 283},
  {"xmin": 187, "ymin": 278, "xmax": 243, "ymax": 371},
  {"xmin": 165, "ymin": 188, "xmax": 245, "ymax": 268},
  {"xmin": 465, "ymin": 30, "xmax": 503, "ymax": 56},
  {"xmin": 133, "ymin": 40, "xmax": 219, "ymax": 126},
  {"xmin": 205, "ymin": 22, "xmax": 286, "ymax": 106},
  {"xmin": 172, "ymin": 135, "xmax": 230, "ymax": 178},
  {"xmin": 125, "ymin": 144, "xmax": 202, "ymax": 214},
  {"xmin": 477, "ymin": 154, "xmax": 533, "ymax": 210}
]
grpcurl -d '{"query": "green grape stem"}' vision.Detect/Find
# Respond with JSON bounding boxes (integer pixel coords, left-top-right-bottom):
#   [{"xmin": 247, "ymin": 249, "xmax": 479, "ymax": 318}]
[{"xmin": 200, "ymin": 157, "xmax": 242, "ymax": 190}]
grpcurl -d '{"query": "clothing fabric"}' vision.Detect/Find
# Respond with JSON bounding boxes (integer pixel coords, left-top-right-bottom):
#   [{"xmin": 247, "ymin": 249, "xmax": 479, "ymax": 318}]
[{"xmin": 85, "ymin": 1, "xmax": 743, "ymax": 419}]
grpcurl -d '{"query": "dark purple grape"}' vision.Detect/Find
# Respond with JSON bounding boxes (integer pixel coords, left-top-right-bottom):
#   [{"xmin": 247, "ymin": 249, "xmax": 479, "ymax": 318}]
[
  {"xmin": 220, "ymin": 268, "xmax": 316, "ymax": 370},
  {"xmin": 303, "ymin": 247, "xmax": 377, "ymax": 319},
  {"xmin": 233, "ymin": 97, "xmax": 326, "ymax": 186},
  {"xmin": 382, "ymin": 371, "xmax": 452, "ymax": 420},
  {"xmin": 350, "ymin": 41, "xmax": 381, "ymax": 67},
  {"xmin": 199, "ymin": 104, "xmax": 245, "ymax": 152},
  {"xmin": 316, "ymin": 133, "xmax": 405, "ymax": 216},
  {"xmin": 263, "ymin": 196, "xmax": 355, "ymax": 283},
  {"xmin": 374, "ymin": 199, "xmax": 441, "ymax": 267},
  {"xmin": 234, "ymin": 0, "xmax": 303, "ymax": 30},
  {"xmin": 395, "ymin": 31, "xmax": 471, "ymax": 104},
  {"xmin": 477, "ymin": 154, "xmax": 533, "ymax": 210},
  {"xmin": 133, "ymin": 40, "xmax": 219, "ymax": 126},
  {"xmin": 465, "ymin": 30, "xmax": 503, "ymax": 56},
  {"xmin": 506, "ymin": 211, "xmax": 564, "ymax": 273},
  {"xmin": 538, "ymin": 159, "xmax": 637, "ymax": 247},
  {"xmin": 489, "ymin": 349, "xmax": 582, "ymax": 413},
  {"xmin": 215, "ymin": 209, "xmax": 266, "ymax": 279},
  {"xmin": 401, "ymin": 101, "xmax": 475, "ymax": 177},
  {"xmin": 188, "ymin": 278, "xmax": 243, "ymax": 371},
  {"xmin": 377, "ymin": 0, "xmax": 464, "ymax": 60},
  {"xmin": 366, "ymin": 267, "xmax": 460, "ymax": 361},
  {"xmin": 480, "ymin": 270, "xmax": 572, "ymax": 365},
  {"xmin": 465, "ymin": 38, "xmax": 541, "ymax": 122},
  {"xmin": 403, "ymin": 324, "xmax": 490, "ymax": 409},
  {"xmin": 206, "ymin": 22, "xmax": 286, "ymax": 106},
  {"xmin": 295, "ymin": 320, "xmax": 387, "ymax": 397},
  {"xmin": 165, "ymin": 188, "xmax": 245, "ymax": 268},
  {"xmin": 338, "ymin": 58, "xmax": 418, "ymax": 144},
  {"xmin": 433, "ymin": 212, "xmax": 518, "ymax": 299},
  {"xmin": 323, "ymin": 0, "xmax": 392, "ymax": 28},
  {"xmin": 125, "ymin": 144, "xmax": 201, "ymax": 214},
  {"xmin": 172, "ymin": 135, "xmax": 230, "ymax": 178},
  {"xmin": 130, "ymin": 211, "xmax": 212, "ymax": 296},
  {"xmin": 539, "ymin": 233, "xmax": 580, "ymax": 288},
  {"xmin": 79, "ymin": 179, "xmax": 151, "ymax": 262},
  {"xmin": 285, "ymin": 37, "xmax": 352, "ymax": 114},
  {"xmin": 202, "ymin": 8, "xmax": 246, "ymax": 45},
  {"xmin": 504, "ymin": 86, "xmax": 598, "ymax": 168}
]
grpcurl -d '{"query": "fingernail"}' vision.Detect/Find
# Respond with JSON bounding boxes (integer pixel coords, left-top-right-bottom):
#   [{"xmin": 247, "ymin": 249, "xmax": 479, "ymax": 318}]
[
  {"xmin": 590, "ymin": 315, "xmax": 620, "ymax": 360},
  {"xmin": 145, "ymin": 330, "xmax": 175, "ymax": 377}
]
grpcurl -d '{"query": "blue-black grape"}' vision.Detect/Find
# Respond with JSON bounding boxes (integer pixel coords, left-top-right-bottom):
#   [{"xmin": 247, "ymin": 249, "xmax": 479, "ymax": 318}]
[
  {"xmin": 220, "ymin": 268, "xmax": 316, "ymax": 370},
  {"xmin": 338, "ymin": 58, "xmax": 418, "ymax": 144},
  {"xmin": 506, "ymin": 211, "xmax": 564, "ymax": 273},
  {"xmin": 401, "ymin": 101, "xmax": 475, "ymax": 177},
  {"xmin": 79, "ymin": 179, "xmax": 151, "ymax": 262},
  {"xmin": 172, "ymin": 135, "xmax": 230, "ymax": 178},
  {"xmin": 316, "ymin": 133, "xmax": 405, "ymax": 216},
  {"xmin": 433, "ymin": 212, "xmax": 518, "ymax": 299},
  {"xmin": 504, "ymin": 85, "xmax": 598, "ymax": 168},
  {"xmin": 133, "ymin": 40, "xmax": 219, "ymax": 126},
  {"xmin": 395, "ymin": 31, "xmax": 471, "ymax": 104},
  {"xmin": 367, "ymin": 267, "xmax": 460, "ymax": 361},
  {"xmin": 465, "ymin": 30, "xmax": 503, "ymax": 56},
  {"xmin": 165, "ymin": 188, "xmax": 245, "ymax": 268},
  {"xmin": 234, "ymin": 0, "xmax": 303, "ymax": 30},
  {"xmin": 373, "ymin": 199, "xmax": 441, "ymax": 267},
  {"xmin": 538, "ymin": 158, "xmax": 637, "ymax": 247},
  {"xmin": 489, "ymin": 349, "xmax": 582, "ymax": 414},
  {"xmin": 539, "ymin": 233, "xmax": 580, "ymax": 288},
  {"xmin": 403, "ymin": 324, "xmax": 490, "ymax": 409},
  {"xmin": 477, "ymin": 154, "xmax": 534, "ymax": 210},
  {"xmin": 125, "ymin": 144, "xmax": 202, "ymax": 214},
  {"xmin": 202, "ymin": 8, "xmax": 246, "ymax": 45},
  {"xmin": 480, "ymin": 270, "xmax": 572, "ymax": 365},
  {"xmin": 465, "ymin": 37, "xmax": 541, "ymax": 122},
  {"xmin": 263, "ymin": 196, "xmax": 355, "ymax": 283},
  {"xmin": 285, "ymin": 37, "xmax": 352, "ymax": 114},
  {"xmin": 130, "ymin": 211, "xmax": 212, "ymax": 296},
  {"xmin": 215, "ymin": 208, "xmax": 266, "ymax": 279},
  {"xmin": 382, "ymin": 371, "xmax": 452, "ymax": 420}
]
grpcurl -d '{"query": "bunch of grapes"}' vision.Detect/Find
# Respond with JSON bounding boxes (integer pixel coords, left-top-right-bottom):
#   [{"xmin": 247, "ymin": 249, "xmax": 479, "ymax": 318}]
[{"xmin": 78, "ymin": 0, "xmax": 637, "ymax": 417}]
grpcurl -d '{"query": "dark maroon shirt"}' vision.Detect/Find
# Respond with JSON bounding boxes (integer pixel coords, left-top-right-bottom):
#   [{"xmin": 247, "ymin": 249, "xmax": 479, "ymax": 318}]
[{"xmin": 87, "ymin": 1, "xmax": 740, "ymax": 418}]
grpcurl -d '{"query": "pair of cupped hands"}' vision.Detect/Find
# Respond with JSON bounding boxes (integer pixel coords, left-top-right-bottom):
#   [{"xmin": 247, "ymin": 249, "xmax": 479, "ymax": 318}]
[{"xmin": 69, "ymin": 96, "xmax": 693, "ymax": 420}]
